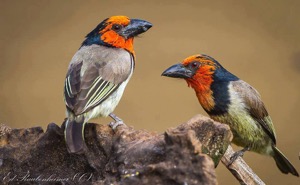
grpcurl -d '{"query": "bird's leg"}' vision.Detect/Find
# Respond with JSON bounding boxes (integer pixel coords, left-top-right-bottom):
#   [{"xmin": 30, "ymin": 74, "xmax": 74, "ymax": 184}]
[
  {"xmin": 228, "ymin": 146, "xmax": 251, "ymax": 166},
  {"xmin": 109, "ymin": 113, "xmax": 126, "ymax": 130}
]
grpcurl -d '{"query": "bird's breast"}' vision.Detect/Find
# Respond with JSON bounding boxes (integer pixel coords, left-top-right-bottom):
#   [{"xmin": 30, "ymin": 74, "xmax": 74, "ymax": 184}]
[
  {"xmin": 203, "ymin": 80, "xmax": 231, "ymax": 115},
  {"xmin": 210, "ymin": 84, "xmax": 273, "ymax": 154}
]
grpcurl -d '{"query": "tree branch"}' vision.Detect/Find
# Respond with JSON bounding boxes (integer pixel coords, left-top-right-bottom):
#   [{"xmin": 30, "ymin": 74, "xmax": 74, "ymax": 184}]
[
  {"xmin": 221, "ymin": 145, "xmax": 265, "ymax": 185},
  {"xmin": 0, "ymin": 114, "xmax": 264, "ymax": 185}
]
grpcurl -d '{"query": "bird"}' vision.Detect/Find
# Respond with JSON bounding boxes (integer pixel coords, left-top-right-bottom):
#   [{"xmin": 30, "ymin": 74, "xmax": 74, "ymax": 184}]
[
  {"xmin": 161, "ymin": 54, "xmax": 299, "ymax": 176},
  {"xmin": 63, "ymin": 15, "xmax": 152, "ymax": 154}
]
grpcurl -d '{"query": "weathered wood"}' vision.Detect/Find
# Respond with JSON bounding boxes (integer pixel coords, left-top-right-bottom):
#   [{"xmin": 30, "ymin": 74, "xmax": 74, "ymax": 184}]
[
  {"xmin": 221, "ymin": 145, "xmax": 265, "ymax": 185},
  {"xmin": 0, "ymin": 114, "xmax": 263, "ymax": 185}
]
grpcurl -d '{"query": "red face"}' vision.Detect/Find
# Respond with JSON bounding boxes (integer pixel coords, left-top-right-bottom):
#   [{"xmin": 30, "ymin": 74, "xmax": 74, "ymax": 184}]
[
  {"xmin": 100, "ymin": 16, "xmax": 133, "ymax": 53},
  {"xmin": 162, "ymin": 54, "xmax": 219, "ymax": 111},
  {"xmin": 99, "ymin": 16, "xmax": 152, "ymax": 55}
]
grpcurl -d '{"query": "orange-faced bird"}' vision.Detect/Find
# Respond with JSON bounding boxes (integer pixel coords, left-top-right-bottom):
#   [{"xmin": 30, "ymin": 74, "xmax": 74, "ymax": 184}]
[
  {"xmin": 162, "ymin": 54, "xmax": 298, "ymax": 176},
  {"xmin": 63, "ymin": 16, "xmax": 152, "ymax": 154}
]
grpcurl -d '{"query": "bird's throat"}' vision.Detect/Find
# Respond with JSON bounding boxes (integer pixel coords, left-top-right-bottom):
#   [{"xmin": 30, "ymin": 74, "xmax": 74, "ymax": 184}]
[
  {"xmin": 100, "ymin": 31, "xmax": 135, "ymax": 55},
  {"xmin": 186, "ymin": 77, "xmax": 215, "ymax": 112}
]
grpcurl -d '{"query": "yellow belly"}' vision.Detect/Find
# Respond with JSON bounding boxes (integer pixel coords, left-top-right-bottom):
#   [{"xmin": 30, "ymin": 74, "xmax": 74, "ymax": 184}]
[{"xmin": 211, "ymin": 111, "xmax": 273, "ymax": 155}]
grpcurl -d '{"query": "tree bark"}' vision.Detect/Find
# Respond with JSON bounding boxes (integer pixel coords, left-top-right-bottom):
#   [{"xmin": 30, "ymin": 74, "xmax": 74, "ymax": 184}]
[{"xmin": 0, "ymin": 114, "xmax": 263, "ymax": 185}]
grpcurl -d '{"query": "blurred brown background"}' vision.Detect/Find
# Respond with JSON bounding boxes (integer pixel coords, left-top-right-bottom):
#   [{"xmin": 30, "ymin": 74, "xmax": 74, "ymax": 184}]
[{"xmin": 1, "ymin": 0, "xmax": 299, "ymax": 184}]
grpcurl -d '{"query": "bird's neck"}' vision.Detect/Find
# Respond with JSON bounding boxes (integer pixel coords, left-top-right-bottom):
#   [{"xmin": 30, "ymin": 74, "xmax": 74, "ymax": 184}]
[
  {"xmin": 100, "ymin": 31, "xmax": 135, "ymax": 56},
  {"xmin": 186, "ymin": 74, "xmax": 215, "ymax": 112},
  {"xmin": 81, "ymin": 34, "xmax": 135, "ymax": 56},
  {"xmin": 187, "ymin": 67, "xmax": 239, "ymax": 114}
]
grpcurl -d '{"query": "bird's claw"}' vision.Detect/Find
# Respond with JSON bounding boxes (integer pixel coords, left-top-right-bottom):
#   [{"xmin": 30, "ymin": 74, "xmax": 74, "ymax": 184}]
[
  {"xmin": 109, "ymin": 113, "xmax": 126, "ymax": 130},
  {"xmin": 228, "ymin": 152, "xmax": 243, "ymax": 166},
  {"xmin": 109, "ymin": 120, "xmax": 125, "ymax": 130},
  {"xmin": 228, "ymin": 146, "xmax": 250, "ymax": 166}
]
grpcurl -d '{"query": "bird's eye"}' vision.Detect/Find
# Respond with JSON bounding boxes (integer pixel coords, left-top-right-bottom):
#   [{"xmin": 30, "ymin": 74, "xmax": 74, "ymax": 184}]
[
  {"xmin": 112, "ymin": 24, "xmax": 123, "ymax": 31},
  {"xmin": 190, "ymin": 62, "xmax": 200, "ymax": 68}
]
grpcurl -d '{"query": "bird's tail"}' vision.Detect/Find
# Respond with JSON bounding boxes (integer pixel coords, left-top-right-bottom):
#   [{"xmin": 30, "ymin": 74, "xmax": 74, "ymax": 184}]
[
  {"xmin": 65, "ymin": 116, "xmax": 87, "ymax": 154},
  {"xmin": 272, "ymin": 145, "xmax": 299, "ymax": 177}
]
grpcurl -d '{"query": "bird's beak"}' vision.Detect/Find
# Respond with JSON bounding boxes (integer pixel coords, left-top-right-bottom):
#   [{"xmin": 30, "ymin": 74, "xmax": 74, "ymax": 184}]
[
  {"xmin": 161, "ymin": 63, "xmax": 193, "ymax": 79},
  {"xmin": 121, "ymin": 19, "xmax": 152, "ymax": 39}
]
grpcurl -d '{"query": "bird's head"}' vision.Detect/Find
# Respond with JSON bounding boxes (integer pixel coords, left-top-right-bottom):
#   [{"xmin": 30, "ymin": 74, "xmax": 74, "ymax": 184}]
[
  {"xmin": 162, "ymin": 54, "xmax": 224, "ymax": 92},
  {"xmin": 81, "ymin": 15, "xmax": 152, "ymax": 54},
  {"xmin": 162, "ymin": 54, "xmax": 239, "ymax": 112}
]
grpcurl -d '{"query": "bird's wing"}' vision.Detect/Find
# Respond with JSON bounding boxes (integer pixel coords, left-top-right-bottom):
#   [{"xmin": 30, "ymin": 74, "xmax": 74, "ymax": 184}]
[
  {"xmin": 64, "ymin": 48, "xmax": 134, "ymax": 115},
  {"xmin": 231, "ymin": 80, "xmax": 276, "ymax": 144}
]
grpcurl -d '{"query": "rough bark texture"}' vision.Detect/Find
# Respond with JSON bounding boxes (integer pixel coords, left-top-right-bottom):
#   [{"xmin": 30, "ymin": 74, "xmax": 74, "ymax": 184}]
[{"xmin": 0, "ymin": 114, "xmax": 232, "ymax": 185}]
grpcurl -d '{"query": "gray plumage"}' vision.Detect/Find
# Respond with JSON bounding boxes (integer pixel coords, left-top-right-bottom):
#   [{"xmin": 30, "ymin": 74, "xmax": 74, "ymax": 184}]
[
  {"xmin": 64, "ymin": 45, "xmax": 134, "ymax": 153},
  {"xmin": 63, "ymin": 16, "xmax": 152, "ymax": 154}
]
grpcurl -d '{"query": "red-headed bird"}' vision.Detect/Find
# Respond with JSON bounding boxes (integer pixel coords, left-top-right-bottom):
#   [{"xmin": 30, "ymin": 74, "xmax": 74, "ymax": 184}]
[
  {"xmin": 162, "ymin": 54, "xmax": 299, "ymax": 176},
  {"xmin": 64, "ymin": 16, "xmax": 152, "ymax": 154}
]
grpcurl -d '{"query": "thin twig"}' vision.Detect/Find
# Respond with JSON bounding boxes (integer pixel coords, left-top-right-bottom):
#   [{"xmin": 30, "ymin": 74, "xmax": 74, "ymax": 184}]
[{"xmin": 221, "ymin": 145, "xmax": 265, "ymax": 185}]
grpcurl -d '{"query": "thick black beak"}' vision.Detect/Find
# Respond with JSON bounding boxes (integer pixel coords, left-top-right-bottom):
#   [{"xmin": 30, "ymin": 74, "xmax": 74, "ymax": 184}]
[
  {"xmin": 161, "ymin": 63, "xmax": 193, "ymax": 79},
  {"xmin": 121, "ymin": 19, "xmax": 152, "ymax": 39}
]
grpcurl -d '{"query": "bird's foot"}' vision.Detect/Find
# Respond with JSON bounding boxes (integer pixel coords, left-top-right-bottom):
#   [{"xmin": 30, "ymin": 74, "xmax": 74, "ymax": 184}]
[
  {"xmin": 109, "ymin": 113, "xmax": 126, "ymax": 130},
  {"xmin": 228, "ymin": 146, "xmax": 250, "ymax": 166}
]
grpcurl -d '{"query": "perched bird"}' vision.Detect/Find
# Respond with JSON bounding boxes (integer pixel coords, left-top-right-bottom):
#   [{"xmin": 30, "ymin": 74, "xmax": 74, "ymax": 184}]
[
  {"xmin": 162, "ymin": 54, "xmax": 299, "ymax": 176},
  {"xmin": 63, "ymin": 15, "xmax": 152, "ymax": 154}
]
